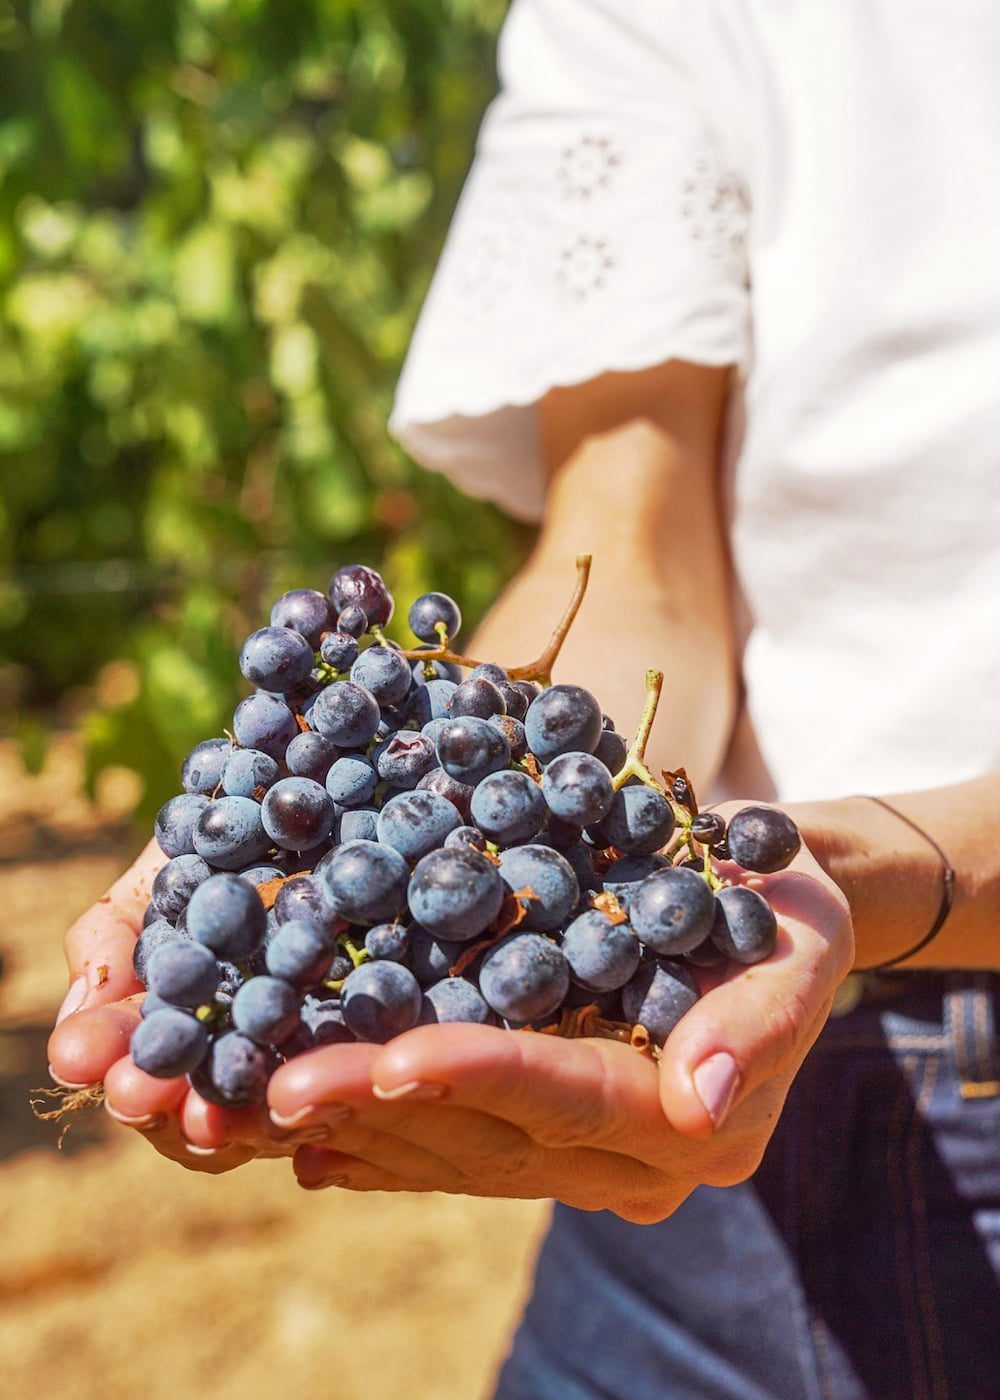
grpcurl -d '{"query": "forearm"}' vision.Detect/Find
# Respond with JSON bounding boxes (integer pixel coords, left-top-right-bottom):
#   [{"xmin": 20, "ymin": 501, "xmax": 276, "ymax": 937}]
[
  {"xmin": 790, "ymin": 774, "xmax": 1000, "ymax": 970},
  {"xmin": 470, "ymin": 413, "xmax": 737, "ymax": 793}
]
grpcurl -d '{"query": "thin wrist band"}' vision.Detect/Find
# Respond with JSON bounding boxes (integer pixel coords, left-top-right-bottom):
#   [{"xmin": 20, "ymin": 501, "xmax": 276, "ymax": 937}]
[{"xmin": 853, "ymin": 795, "xmax": 956, "ymax": 973}]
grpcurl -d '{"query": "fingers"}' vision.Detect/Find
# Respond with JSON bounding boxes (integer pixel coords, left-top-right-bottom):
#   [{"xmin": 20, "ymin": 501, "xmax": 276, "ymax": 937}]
[
  {"xmin": 266, "ymin": 1042, "xmax": 383, "ymax": 1125},
  {"xmin": 58, "ymin": 840, "xmax": 165, "ymax": 1025},
  {"xmin": 104, "ymin": 1053, "xmax": 188, "ymax": 1124},
  {"xmin": 47, "ymin": 997, "xmax": 141, "ymax": 1087},
  {"xmin": 658, "ymin": 856, "xmax": 853, "ymax": 1139},
  {"xmin": 294, "ymin": 1143, "xmax": 415, "ymax": 1194},
  {"xmin": 369, "ymin": 1023, "xmax": 675, "ymax": 1164}
]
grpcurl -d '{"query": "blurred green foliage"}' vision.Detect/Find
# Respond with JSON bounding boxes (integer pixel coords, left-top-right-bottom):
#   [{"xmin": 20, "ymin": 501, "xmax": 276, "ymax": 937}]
[{"xmin": 0, "ymin": 0, "xmax": 525, "ymax": 817}]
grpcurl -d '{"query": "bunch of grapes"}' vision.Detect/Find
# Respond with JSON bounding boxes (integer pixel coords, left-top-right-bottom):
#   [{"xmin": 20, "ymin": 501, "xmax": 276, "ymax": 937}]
[{"xmin": 132, "ymin": 557, "xmax": 801, "ymax": 1109}]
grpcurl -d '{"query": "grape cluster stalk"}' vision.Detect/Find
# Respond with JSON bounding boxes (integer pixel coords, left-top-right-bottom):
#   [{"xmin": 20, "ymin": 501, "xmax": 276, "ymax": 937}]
[{"xmin": 132, "ymin": 558, "xmax": 801, "ymax": 1107}]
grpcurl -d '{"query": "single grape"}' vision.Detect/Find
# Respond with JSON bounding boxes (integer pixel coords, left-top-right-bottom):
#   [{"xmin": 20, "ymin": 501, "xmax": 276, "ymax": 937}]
[
  {"xmin": 671, "ymin": 776, "xmax": 693, "ymax": 808},
  {"xmin": 601, "ymin": 853, "xmax": 671, "ymax": 911},
  {"xmin": 726, "ymin": 806, "xmax": 801, "ymax": 873},
  {"xmin": 405, "ymin": 678, "xmax": 457, "ymax": 727},
  {"xmin": 541, "ymin": 751, "xmax": 614, "ymax": 827},
  {"xmin": 445, "ymin": 824, "xmax": 487, "ymax": 852},
  {"xmin": 690, "ymin": 811, "xmax": 727, "ymax": 847},
  {"xmin": 337, "ymin": 807, "xmax": 379, "ymax": 843},
  {"xmin": 471, "ymin": 770, "xmax": 547, "ymax": 844},
  {"xmin": 325, "ymin": 754, "xmax": 378, "ymax": 808},
  {"xmin": 436, "ymin": 716, "xmax": 510, "ymax": 786},
  {"xmin": 216, "ymin": 960, "xmax": 246, "ymax": 998},
  {"xmin": 448, "ymin": 677, "xmax": 506, "ymax": 720},
  {"xmin": 222, "ymin": 748, "xmax": 281, "ymax": 799},
  {"xmin": 341, "ymin": 961, "xmax": 422, "ymax": 1043},
  {"xmin": 270, "ymin": 588, "xmax": 333, "ymax": 648},
  {"xmin": 187, "ymin": 872, "xmax": 267, "ymax": 961},
  {"xmin": 309, "ymin": 681, "xmax": 381, "ymax": 749},
  {"xmin": 562, "ymin": 909, "xmax": 642, "ymax": 991},
  {"xmin": 273, "ymin": 875, "xmax": 340, "ymax": 931},
  {"xmin": 233, "ymin": 691, "xmax": 298, "ymax": 760},
  {"xmin": 181, "ymin": 738, "xmax": 231, "ymax": 796},
  {"xmin": 284, "ymin": 732, "xmax": 338, "ymax": 784},
  {"xmin": 193, "ymin": 796, "xmax": 273, "ymax": 870},
  {"xmin": 140, "ymin": 990, "xmax": 177, "ymax": 1019},
  {"xmin": 350, "ymin": 646, "xmax": 412, "ymax": 706},
  {"xmin": 265, "ymin": 918, "xmax": 336, "ymax": 987},
  {"xmin": 406, "ymin": 926, "xmax": 461, "ymax": 984},
  {"xmin": 512, "ymin": 679, "xmax": 542, "ymax": 709},
  {"xmin": 328, "ymin": 563, "xmax": 394, "ymax": 628},
  {"xmin": 337, "ymin": 604, "xmax": 368, "ymax": 638},
  {"xmin": 142, "ymin": 902, "xmax": 159, "ymax": 928},
  {"xmin": 320, "ymin": 631, "xmax": 361, "ymax": 672},
  {"xmin": 408, "ymin": 591, "xmax": 462, "ymax": 643},
  {"xmin": 300, "ymin": 996, "xmax": 356, "ymax": 1046},
  {"xmin": 261, "ymin": 777, "xmax": 335, "ymax": 852},
  {"xmin": 147, "ymin": 940, "xmax": 220, "ymax": 1008},
  {"xmin": 419, "ymin": 977, "xmax": 495, "ymax": 1025},
  {"xmin": 150, "ymin": 854, "xmax": 212, "ymax": 922},
  {"xmin": 497, "ymin": 844, "xmax": 579, "ymax": 932},
  {"xmin": 593, "ymin": 727, "xmax": 628, "ymax": 775},
  {"xmin": 133, "ymin": 918, "xmax": 189, "ymax": 982},
  {"xmin": 364, "ymin": 923, "xmax": 411, "ymax": 963},
  {"xmin": 622, "ymin": 956, "xmax": 700, "ymax": 1046},
  {"xmin": 589, "ymin": 786, "xmax": 675, "ymax": 856},
  {"xmin": 322, "ymin": 839, "xmax": 410, "ymax": 925},
  {"xmin": 417, "ymin": 766, "xmax": 474, "ymax": 824},
  {"xmin": 131, "ymin": 1009, "xmax": 208, "ymax": 1078},
  {"xmin": 560, "ymin": 839, "xmax": 598, "ymax": 896},
  {"xmin": 376, "ymin": 731, "xmax": 438, "ymax": 789},
  {"xmin": 710, "ymin": 884, "xmax": 779, "ymax": 964},
  {"xmin": 479, "ymin": 934, "xmax": 570, "ymax": 1024},
  {"xmin": 239, "ymin": 626, "xmax": 315, "ymax": 693},
  {"xmin": 190, "ymin": 1032, "xmax": 271, "ymax": 1107},
  {"xmin": 500, "ymin": 684, "xmax": 528, "ymax": 722},
  {"xmin": 231, "ymin": 975, "xmax": 300, "ymax": 1046},
  {"xmin": 377, "ymin": 790, "xmax": 461, "ymax": 863},
  {"xmin": 629, "ymin": 867, "xmax": 715, "ymax": 955},
  {"xmin": 237, "ymin": 863, "xmax": 285, "ymax": 888},
  {"xmin": 524, "ymin": 684, "xmax": 603, "ymax": 763},
  {"xmin": 408, "ymin": 846, "xmax": 505, "ymax": 941},
  {"xmin": 489, "ymin": 714, "xmax": 527, "ymax": 760},
  {"xmin": 155, "ymin": 793, "xmax": 210, "ymax": 858}
]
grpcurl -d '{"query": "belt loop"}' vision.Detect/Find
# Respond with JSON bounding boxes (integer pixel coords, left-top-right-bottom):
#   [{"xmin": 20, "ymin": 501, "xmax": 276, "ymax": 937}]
[{"xmin": 943, "ymin": 973, "xmax": 1000, "ymax": 1100}]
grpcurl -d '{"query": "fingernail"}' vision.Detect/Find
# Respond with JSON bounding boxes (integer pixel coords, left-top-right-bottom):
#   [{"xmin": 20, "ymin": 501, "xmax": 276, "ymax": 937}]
[
  {"xmin": 47, "ymin": 1065, "xmax": 93, "ymax": 1091},
  {"xmin": 270, "ymin": 1102, "xmax": 351, "ymax": 1130},
  {"xmin": 56, "ymin": 977, "xmax": 88, "ymax": 1025},
  {"xmin": 371, "ymin": 1081, "xmax": 447, "ymax": 1102},
  {"xmin": 692, "ymin": 1052, "xmax": 740, "ymax": 1129},
  {"xmin": 300, "ymin": 1173, "xmax": 349, "ymax": 1191},
  {"xmin": 185, "ymin": 1144, "xmax": 223, "ymax": 1157},
  {"xmin": 105, "ymin": 1105, "xmax": 165, "ymax": 1130}
]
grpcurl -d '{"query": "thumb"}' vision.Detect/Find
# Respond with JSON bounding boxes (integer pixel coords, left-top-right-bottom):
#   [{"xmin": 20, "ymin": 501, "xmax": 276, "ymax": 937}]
[{"xmin": 658, "ymin": 856, "xmax": 853, "ymax": 1139}]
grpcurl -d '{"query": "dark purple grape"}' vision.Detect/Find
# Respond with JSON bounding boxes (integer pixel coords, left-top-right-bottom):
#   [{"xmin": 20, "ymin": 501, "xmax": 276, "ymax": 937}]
[
  {"xmin": 512, "ymin": 679, "xmax": 542, "ymax": 709},
  {"xmin": 417, "ymin": 766, "xmax": 474, "ymax": 823},
  {"xmin": 364, "ymin": 923, "xmax": 411, "ymax": 963},
  {"xmin": 589, "ymin": 786, "xmax": 675, "ymax": 856},
  {"xmin": 320, "ymin": 631, "xmax": 360, "ymax": 672},
  {"xmin": 265, "ymin": 918, "xmax": 336, "ymax": 987},
  {"xmin": 222, "ymin": 748, "xmax": 281, "ymax": 799},
  {"xmin": 261, "ymin": 777, "xmax": 335, "ymax": 851},
  {"xmin": 133, "ymin": 918, "xmax": 189, "ymax": 982},
  {"xmin": 445, "ymin": 824, "xmax": 487, "ymax": 852},
  {"xmin": 147, "ymin": 940, "xmax": 220, "ymax": 1008},
  {"xmin": 470, "ymin": 770, "xmax": 546, "ymax": 844},
  {"xmin": 284, "ymin": 732, "xmax": 338, "ymax": 784},
  {"xmin": 155, "ymin": 794, "xmax": 211, "ymax": 858},
  {"xmin": 419, "ymin": 978, "xmax": 495, "ymax": 1025},
  {"xmin": 190, "ymin": 1032, "xmax": 271, "ymax": 1106},
  {"xmin": 341, "ymin": 961, "xmax": 422, "ymax": 1042},
  {"xmin": 726, "ymin": 807, "xmax": 801, "ymax": 873},
  {"xmin": 337, "ymin": 808, "xmax": 379, "ymax": 843},
  {"xmin": 131, "ymin": 1009, "xmax": 208, "ymax": 1078},
  {"xmin": 524, "ymin": 684, "xmax": 603, "ymax": 763},
  {"xmin": 328, "ymin": 564, "xmax": 394, "ymax": 628},
  {"xmin": 309, "ymin": 681, "xmax": 380, "ymax": 749},
  {"xmin": 489, "ymin": 714, "xmax": 527, "ymax": 760},
  {"xmin": 710, "ymin": 884, "xmax": 778, "ymax": 964},
  {"xmin": 685, "ymin": 935, "xmax": 726, "ymax": 969},
  {"xmin": 151, "ymin": 854, "xmax": 212, "ymax": 922},
  {"xmin": 376, "ymin": 731, "xmax": 437, "ymax": 789},
  {"xmin": 232, "ymin": 976, "xmax": 300, "ymax": 1046},
  {"xmin": 187, "ymin": 872, "xmax": 267, "ymax": 961},
  {"xmin": 593, "ymin": 727, "xmax": 628, "ymax": 775},
  {"xmin": 622, "ymin": 957, "xmax": 700, "ymax": 1046},
  {"xmin": 273, "ymin": 876, "xmax": 339, "ymax": 931},
  {"xmin": 629, "ymin": 867, "xmax": 715, "ymax": 955},
  {"xmin": 239, "ymin": 626, "xmax": 315, "ymax": 693},
  {"xmin": 408, "ymin": 591, "xmax": 462, "ymax": 643},
  {"xmin": 376, "ymin": 790, "xmax": 461, "ymax": 863},
  {"xmin": 407, "ymin": 846, "xmax": 505, "ymax": 941},
  {"xmin": 270, "ymin": 588, "xmax": 333, "ymax": 648},
  {"xmin": 408, "ymin": 926, "xmax": 464, "ymax": 984},
  {"xmin": 602, "ymin": 853, "xmax": 671, "ymax": 911},
  {"xmin": 337, "ymin": 605, "xmax": 368, "ymax": 638},
  {"xmin": 325, "ymin": 754, "xmax": 378, "ymax": 808},
  {"xmin": 322, "ymin": 840, "xmax": 410, "ymax": 925},
  {"xmin": 236, "ymin": 863, "xmax": 285, "ymax": 888},
  {"xmin": 497, "ymin": 844, "xmax": 579, "ymax": 932},
  {"xmin": 541, "ymin": 751, "xmax": 614, "ymax": 827},
  {"xmin": 350, "ymin": 646, "xmax": 412, "ymax": 706},
  {"xmin": 479, "ymin": 934, "xmax": 569, "ymax": 1024},
  {"xmin": 193, "ymin": 796, "xmax": 273, "ymax": 870},
  {"xmin": 181, "ymin": 739, "xmax": 231, "ymax": 796},
  {"xmin": 562, "ymin": 909, "xmax": 641, "ymax": 991},
  {"xmin": 300, "ymin": 996, "xmax": 355, "ymax": 1046},
  {"xmin": 233, "ymin": 692, "xmax": 298, "ymax": 760},
  {"xmin": 405, "ymin": 679, "xmax": 457, "ymax": 726},
  {"xmin": 690, "ymin": 811, "xmax": 727, "ymax": 847},
  {"xmin": 448, "ymin": 677, "xmax": 506, "ymax": 720},
  {"xmin": 436, "ymin": 716, "xmax": 510, "ymax": 786}
]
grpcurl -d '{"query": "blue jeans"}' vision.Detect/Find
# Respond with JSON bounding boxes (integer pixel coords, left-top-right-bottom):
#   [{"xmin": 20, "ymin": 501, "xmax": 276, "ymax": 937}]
[{"xmin": 494, "ymin": 972, "xmax": 1000, "ymax": 1400}]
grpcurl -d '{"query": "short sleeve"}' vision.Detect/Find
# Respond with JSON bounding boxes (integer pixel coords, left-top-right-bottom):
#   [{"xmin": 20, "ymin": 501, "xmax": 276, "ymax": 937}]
[{"xmin": 389, "ymin": 0, "xmax": 751, "ymax": 521}]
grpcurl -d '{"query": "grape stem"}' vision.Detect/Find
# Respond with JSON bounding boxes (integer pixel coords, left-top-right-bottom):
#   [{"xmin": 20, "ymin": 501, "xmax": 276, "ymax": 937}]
[
  {"xmin": 397, "ymin": 554, "xmax": 593, "ymax": 684},
  {"xmin": 611, "ymin": 669, "xmax": 670, "ymax": 795}
]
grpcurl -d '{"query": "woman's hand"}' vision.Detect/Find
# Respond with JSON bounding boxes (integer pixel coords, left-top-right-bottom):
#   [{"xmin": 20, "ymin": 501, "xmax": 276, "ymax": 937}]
[
  {"xmin": 268, "ymin": 814, "xmax": 854, "ymax": 1221},
  {"xmin": 47, "ymin": 840, "xmax": 314, "ymax": 1171}
]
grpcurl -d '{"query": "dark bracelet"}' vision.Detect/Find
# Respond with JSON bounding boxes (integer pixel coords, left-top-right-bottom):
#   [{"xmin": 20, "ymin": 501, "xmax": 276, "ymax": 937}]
[{"xmin": 853, "ymin": 795, "xmax": 956, "ymax": 972}]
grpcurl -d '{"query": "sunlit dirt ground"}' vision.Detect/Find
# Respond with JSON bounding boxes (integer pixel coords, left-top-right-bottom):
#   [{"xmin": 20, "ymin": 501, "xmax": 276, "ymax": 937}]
[{"xmin": 0, "ymin": 738, "xmax": 547, "ymax": 1399}]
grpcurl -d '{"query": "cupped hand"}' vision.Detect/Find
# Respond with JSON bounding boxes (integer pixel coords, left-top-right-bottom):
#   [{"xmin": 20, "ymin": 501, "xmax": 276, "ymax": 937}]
[
  {"xmin": 269, "ymin": 811, "xmax": 854, "ymax": 1221},
  {"xmin": 47, "ymin": 840, "xmax": 312, "ymax": 1171}
]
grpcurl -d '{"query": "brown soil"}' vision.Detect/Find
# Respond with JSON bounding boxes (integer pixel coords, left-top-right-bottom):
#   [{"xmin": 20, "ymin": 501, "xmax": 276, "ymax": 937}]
[{"xmin": 0, "ymin": 738, "xmax": 547, "ymax": 1399}]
